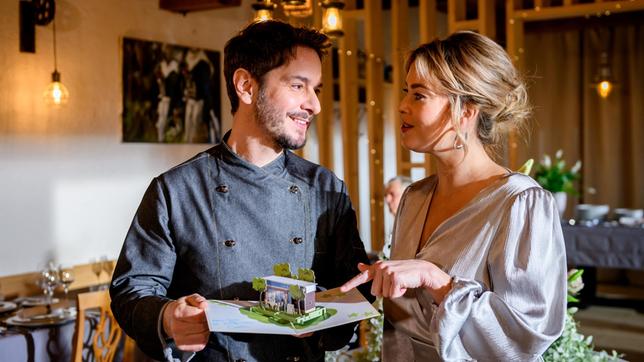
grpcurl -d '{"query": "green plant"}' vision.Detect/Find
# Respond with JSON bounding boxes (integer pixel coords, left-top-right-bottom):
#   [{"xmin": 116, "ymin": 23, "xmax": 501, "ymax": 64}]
[
  {"xmin": 533, "ymin": 150, "xmax": 581, "ymax": 195},
  {"xmin": 543, "ymin": 269, "xmax": 623, "ymax": 362}
]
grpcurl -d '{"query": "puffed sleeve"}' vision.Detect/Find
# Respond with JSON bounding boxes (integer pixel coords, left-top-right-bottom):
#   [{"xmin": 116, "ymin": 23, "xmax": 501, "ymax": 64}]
[{"xmin": 429, "ymin": 187, "xmax": 567, "ymax": 361}]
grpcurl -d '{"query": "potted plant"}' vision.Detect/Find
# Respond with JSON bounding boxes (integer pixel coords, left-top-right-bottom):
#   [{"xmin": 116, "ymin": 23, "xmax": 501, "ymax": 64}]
[{"xmin": 533, "ymin": 150, "xmax": 581, "ymax": 217}]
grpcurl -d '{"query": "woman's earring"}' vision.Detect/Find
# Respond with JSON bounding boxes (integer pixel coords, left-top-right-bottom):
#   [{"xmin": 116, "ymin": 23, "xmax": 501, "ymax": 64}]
[{"xmin": 453, "ymin": 132, "xmax": 468, "ymax": 150}]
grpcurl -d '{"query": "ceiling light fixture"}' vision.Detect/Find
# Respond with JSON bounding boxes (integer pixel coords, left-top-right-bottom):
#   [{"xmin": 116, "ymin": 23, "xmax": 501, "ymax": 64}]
[
  {"xmin": 251, "ymin": 0, "xmax": 345, "ymax": 38},
  {"xmin": 252, "ymin": 0, "xmax": 277, "ymax": 22},
  {"xmin": 321, "ymin": 1, "xmax": 344, "ymax": 38},
  {"xmin": 43, "ymin": 4, "xmax": 69, "ymax": 106}
]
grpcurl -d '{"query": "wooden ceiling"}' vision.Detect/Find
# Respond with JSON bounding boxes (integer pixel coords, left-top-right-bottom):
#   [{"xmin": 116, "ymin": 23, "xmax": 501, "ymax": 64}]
[{"xmin": 159, "ymin": 0, "xmax": 242, "ymax": 14}]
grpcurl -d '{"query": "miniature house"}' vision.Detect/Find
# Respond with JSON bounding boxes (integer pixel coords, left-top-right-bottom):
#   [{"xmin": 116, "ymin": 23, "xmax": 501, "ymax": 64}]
[{"xmin": 262, "ymin": 276, "xmax": 316, "ymax": 314}]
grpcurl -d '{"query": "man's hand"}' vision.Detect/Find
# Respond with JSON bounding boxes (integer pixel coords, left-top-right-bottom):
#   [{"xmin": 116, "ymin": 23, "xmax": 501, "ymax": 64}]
[
  {"xmin": 339, "ymin": 261, "xmax": 452, "ymax": 304},
  {"xmin": 162, "ymin": 293, "xmax": 210, "ymax": 352}
]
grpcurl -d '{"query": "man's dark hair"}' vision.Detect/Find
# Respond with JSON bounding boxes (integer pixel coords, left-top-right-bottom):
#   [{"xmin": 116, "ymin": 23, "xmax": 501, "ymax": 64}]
[{"xmin": 224, "ymin": 20, "xmax": 330, "ymax": 114}]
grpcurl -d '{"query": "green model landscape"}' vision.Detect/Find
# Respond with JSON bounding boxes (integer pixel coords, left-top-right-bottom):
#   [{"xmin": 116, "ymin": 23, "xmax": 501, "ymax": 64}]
[{"xmin": 247, "ymin": 263, "xmax": 337, "ymax": 328}]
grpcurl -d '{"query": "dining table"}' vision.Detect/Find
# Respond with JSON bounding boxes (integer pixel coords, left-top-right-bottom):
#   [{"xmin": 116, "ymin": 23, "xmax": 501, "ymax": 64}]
[
  {"xmin": 562, "ymin": 222, "xmax": 644, "ymax": 310},
  {"xmin": 0, "ymin": 296, "xmax": 123, "ymax": 362},
  {"xmin": 0, "ymin": 320, "xmax": 76, "ymax": 362}
]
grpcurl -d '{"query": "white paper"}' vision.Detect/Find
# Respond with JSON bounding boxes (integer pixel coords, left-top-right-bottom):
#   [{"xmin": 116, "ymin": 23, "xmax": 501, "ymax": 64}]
[{"xmin": 206, "ymin": 287, "xmax": 379, "ymax": 335}]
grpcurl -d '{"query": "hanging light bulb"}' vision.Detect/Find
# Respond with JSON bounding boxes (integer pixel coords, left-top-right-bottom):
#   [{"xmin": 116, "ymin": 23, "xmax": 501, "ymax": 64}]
[
  {"xmin": 594, "ymin": 51, "xmax": 614, "ymax": 99},
  {"xmin": 252, "ymin": 0, "xmax": 277, "ymax": 22},
  {"xmin": 321, "ymin": 1, "xmax": 344, "ymax": 38},
  {"xmin": 43, "ymin": 11, "xmax": 68, "ymax": 106},
  {"xmin": 596, "ymin": 80, "xmax": 612, "ymax": 98},
  {"xmin": 45, "ymin": 70, "xmax": 69, "ymax": 105}
]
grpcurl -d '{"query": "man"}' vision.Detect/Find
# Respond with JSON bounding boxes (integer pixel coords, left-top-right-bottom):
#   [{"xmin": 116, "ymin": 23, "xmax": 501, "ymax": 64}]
[
  {"xmin": 110, "ymin": 20, "xmax": 370, "ymax": 362},
  {"xmin": 384, "ymin": 176, "xmax": 412, "ymax": 217}
]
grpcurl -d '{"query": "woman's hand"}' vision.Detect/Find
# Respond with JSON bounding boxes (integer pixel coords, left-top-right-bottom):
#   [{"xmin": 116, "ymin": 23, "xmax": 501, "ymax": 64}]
[{"xmin": 339, "ymin": 260, "xmax": 453, "ymax": 304}]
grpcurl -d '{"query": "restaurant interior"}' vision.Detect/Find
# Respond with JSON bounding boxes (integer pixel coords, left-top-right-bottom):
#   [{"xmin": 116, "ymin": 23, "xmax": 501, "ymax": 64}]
[{"xmin": 0, "ymin": 0, "xmax": 643, "ymax": 361}]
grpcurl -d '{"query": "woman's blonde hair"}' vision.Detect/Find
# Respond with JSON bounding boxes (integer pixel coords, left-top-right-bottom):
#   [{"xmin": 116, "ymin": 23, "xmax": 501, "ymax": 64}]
[{"xmin": 406, "ymin": 31, "xmax": 530, "ymax": 156}]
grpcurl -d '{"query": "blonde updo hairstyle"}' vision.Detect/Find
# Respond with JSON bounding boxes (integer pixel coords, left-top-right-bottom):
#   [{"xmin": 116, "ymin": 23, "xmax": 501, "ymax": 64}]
[{"xmin": 406, "ymin": 31, "xmax": 530, "ymax": 156}]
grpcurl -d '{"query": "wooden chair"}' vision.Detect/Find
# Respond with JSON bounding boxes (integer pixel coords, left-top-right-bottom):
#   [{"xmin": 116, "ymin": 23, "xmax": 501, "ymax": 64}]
[{"xmin": 72, "ymin": 289, "xmax": 134, "ymax": 362}]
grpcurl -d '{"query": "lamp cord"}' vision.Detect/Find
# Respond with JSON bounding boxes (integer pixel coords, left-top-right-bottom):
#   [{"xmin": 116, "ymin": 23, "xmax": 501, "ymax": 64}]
[{"xmin": 53, "ymin": 15, "xmax": 58, "ymax": 71}]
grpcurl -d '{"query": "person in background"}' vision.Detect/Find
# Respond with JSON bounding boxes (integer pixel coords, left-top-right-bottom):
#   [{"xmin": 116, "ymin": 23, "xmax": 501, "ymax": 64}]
[
  {"xmin": 341, "ymin": 31, "xmax": 567, "ymax": 361},
  {"xmin": 111, "ymin": 20, "xmax": 370, "ymax": 362},
  {"xmin": 382, "ymin": 175, "xmax": 412, "ymax": 259},
  {"xmin": 384, "ymin": 176, "xmax": 412, "ymax": 217}
]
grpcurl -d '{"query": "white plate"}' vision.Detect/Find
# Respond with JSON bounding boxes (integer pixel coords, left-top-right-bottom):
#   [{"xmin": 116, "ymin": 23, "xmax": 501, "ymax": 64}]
[
  {"xmin": 0, "ymin": 301, "xmax": 17, "ymax": 313},
  {"xmin": 5, "ymin": 309, "xmax": 76, "ymax": 327},
  {"xmin": 20, "ymin": 297, "xmax": 60, "ymax": 307}
]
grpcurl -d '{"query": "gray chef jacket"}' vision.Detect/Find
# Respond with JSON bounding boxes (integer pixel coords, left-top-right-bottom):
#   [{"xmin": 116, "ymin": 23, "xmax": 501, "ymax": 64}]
[{"xmin": 110, "ymin": 136, "xmax": 370, "ymax": 361}]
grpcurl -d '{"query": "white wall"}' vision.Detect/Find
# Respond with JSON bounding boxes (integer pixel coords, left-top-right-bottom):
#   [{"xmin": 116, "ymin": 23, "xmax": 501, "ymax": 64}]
[{"xmin": 0, "ymin": 0, "xmax": 250, "ymax": 275}]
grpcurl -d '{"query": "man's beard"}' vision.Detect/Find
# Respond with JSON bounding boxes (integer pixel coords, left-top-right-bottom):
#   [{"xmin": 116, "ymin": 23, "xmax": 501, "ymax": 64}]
[{"xmin": 255, "ymin": 87, "xmax": 310, "ymax": 150}]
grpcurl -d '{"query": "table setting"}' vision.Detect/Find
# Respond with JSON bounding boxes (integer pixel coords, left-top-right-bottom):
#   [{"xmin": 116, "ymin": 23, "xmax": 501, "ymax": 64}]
[
  {"xmin": 0, "ymin": 263, "xmax": 77, "ymax": 329},
  {"xmin": 564, "ymin": 205, "xmax": 644, "ymax": 229},
  {"xmin": 0, "ymin": 263, "xmax": 81, "ymax": 361}
]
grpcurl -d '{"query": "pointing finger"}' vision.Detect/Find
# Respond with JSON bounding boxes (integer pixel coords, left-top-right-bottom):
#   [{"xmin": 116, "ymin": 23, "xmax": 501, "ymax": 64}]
[{"xmin": 339, "ymin": 268, "xmax": 373, "ymax": 292}]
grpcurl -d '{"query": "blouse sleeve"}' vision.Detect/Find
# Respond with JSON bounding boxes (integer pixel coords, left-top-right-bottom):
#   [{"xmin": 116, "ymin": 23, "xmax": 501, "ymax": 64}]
[{"xmin": 428, "ymin": 187, "xmax": 567, "ymax": 361}]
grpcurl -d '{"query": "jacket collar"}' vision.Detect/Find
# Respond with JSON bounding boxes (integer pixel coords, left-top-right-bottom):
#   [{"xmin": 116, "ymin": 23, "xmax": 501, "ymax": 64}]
[{"xmin": 213, "ymin": 130, "xmax": 287, "ymax": 176}]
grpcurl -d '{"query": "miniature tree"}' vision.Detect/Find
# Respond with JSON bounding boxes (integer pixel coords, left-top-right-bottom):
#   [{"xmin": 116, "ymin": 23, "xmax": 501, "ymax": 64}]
[
  {"xmin": 252, "ymin": 277, "xmax": 267, "ymax": 307},
  {"xmin": 297, "ymin": 268, "xmax": 315, "ymax": 282},
  {"xmin": 288, "ymin": 284, "xmax": 305, "ymax": 315},
  {"xmin": 273, "ymin": 263, "xmax": 292, "ymax": 278}
]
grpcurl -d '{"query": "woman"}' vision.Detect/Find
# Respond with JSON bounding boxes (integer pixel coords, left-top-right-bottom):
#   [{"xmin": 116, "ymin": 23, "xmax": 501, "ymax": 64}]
[{"xmin": 341, "ymin": 32, "xmax": 567, "ymax": 361}]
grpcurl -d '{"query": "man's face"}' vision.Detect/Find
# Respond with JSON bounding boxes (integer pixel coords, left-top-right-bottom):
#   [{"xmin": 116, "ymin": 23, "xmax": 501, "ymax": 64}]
[
  {"xmin": 384, "ymin": 180, "xmax": 404, "ymax": 216},
  {"xmin": 254, "ymin": 46, "xmax": 322, "ymax": 150}
]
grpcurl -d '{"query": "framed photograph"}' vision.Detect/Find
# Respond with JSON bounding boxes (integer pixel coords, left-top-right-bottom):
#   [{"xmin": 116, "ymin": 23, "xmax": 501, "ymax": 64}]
[{"xmin": 122, "ymin": 37, "xmax": 221, "ymax": 143}]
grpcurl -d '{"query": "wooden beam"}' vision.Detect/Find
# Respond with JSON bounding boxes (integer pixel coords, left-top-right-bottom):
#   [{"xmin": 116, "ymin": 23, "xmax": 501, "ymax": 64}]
[
  {"xmin": 339, "ymin": 18, "xmax": 360, "ymax": 218},
  {"xmin": 448, "ymin": 0, "xmax": 468, "ymax": 33},
  {"xmin": 479, "ymin": 0, "xmax": 496, "ymax": 39},
  {"xmin": 159, "ymin": 0, "xmax": 242, "ymax": 13},
  {"xmin": 511, "ymin": 0, "xmax": 644, "ymax": 21},
  {"xmin": 365, "ymin": 0, "xmax": 385, "ymax": 252},
  {"xmin": 343, "ymin": 8, "xmax": 365, "ymax": 19},
  {"xmin": 401, "ymin": 161, "xmax": 427, "ymax": 169},
  {"xmin": 450, "ymin": 19, "xmax": 480, "ymax": 32},
  {"xmin": 505, "ymin": 0, "xmax": 524, "ymax": 169},
  {"xmin": 393, "ymin": 0, "xmax": 411, "ymax": 176},
  {"xmin": 419, "ymin": 0, "xmax": 439, "ymax": 178},
  {"xmin": 314, "ymin": 0, "xmax": 334, "ymax": 170},
  {"xmin": 419, "ymin": 0, "xmax": 437, "ymax": 43}
]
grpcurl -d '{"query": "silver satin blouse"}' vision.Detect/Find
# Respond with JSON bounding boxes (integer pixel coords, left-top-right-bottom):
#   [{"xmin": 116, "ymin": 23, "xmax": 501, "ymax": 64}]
[{"xmin": 385, "ymin": 173, "xmax": 567, "ymax": 361}]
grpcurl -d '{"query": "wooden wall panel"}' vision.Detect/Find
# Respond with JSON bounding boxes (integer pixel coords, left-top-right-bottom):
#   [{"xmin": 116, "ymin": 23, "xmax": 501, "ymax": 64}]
[
  {"xmin": 365, "ymin": 0, "xmax": 385, "ymax": 251},
  {"xmin": 339, "ymin": 17, "xmax": 360, "ymax": 217},
  {"xmin": 392, "ymin": 0, "xmax": 411, "ymax": 177},
  {"xmin": 313, "ymin": 1, "xmax": 334, "ymax": 170}
]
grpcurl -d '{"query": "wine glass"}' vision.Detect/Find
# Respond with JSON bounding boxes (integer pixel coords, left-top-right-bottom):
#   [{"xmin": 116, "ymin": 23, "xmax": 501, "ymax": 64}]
[
  {"xmin": 102, "ymin": 258, "xmax": 114, "ymax": 279},
  {"xmin": 91, "ymin": 258, "xmax": 103, "ymax": 290},
  {"xmin": 41, "ymin": 267, "xmax": 59, "ymax": 304},
  {"xmin": 59, "ymin": 268, "xmax": 75, "ymax": 301}
]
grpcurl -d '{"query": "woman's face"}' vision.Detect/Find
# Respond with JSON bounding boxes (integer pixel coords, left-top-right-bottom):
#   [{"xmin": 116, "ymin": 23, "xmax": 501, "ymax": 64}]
[{"xmin": 398, "ymin": 62, "xmax": 452, "ymax": 154}]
